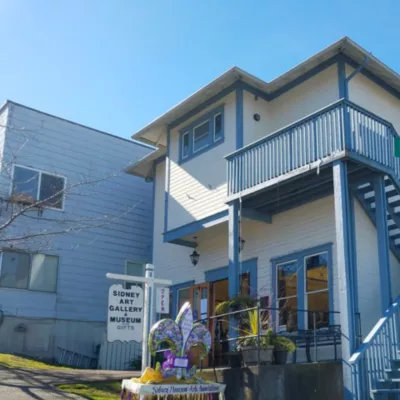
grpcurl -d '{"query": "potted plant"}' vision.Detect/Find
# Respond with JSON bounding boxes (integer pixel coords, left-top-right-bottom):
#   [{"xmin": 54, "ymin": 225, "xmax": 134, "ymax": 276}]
[
  {"xmin": 215, "ymin": 295, "xmax": 257, "ymax": 318},
  {"xmin": 271, "ymin": 335, "xmax": 296, "ymax": 365},
  {"xmin": 237, "ymin": 310, "xmax": 274, "ymax": 366}
]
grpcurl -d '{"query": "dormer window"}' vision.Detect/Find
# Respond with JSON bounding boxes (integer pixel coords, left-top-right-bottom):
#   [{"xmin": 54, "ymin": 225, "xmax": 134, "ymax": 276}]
[{"xmin": 179, "ymin": 104, "xmax": 224, "ymax": 164}]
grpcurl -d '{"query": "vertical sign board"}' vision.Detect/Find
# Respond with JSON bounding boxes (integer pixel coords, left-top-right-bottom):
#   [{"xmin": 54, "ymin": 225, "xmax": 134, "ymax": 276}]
[
  {"xmin": 107, "ymin": 284, "xmax": 144, "ymax": 342},
  {"xmin": 156, "ymin": 287, "xmax": 170, "ymax": 314}
]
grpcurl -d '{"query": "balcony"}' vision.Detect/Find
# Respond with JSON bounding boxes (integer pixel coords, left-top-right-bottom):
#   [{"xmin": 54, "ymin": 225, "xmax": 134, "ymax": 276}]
[{"xmin": 226, "ymin": 99, "xmax": 400, "ymax": 201}]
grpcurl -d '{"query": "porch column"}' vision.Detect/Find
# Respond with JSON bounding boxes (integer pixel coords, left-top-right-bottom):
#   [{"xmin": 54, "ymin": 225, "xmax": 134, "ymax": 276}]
[
  {"xmin": 228, "ymin": 200, "xmax": 239, "ymax": 297},
  {"xmin": 373, "ymin": 173, "xmax": 392, "ymax": 312},
  {"xmin": 333, "ymin": 161, "xmax": 358, "ymax": 400},
  {"xmin": 228, "ymin": 201, "xmax": 239, "ymax": 348}
]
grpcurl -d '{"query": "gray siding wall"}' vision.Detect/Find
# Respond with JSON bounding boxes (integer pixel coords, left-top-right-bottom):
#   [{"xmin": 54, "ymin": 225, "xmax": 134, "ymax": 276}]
[{"xmin": 0, "ymin": 102, "xmax": 153, "ymax": 325}]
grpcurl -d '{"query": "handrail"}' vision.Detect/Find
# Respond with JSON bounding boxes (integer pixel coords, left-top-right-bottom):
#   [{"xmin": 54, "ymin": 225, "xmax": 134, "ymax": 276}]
[
  {"xmin": 349, "ymin": 297, "xmax": 400, "ymax": 364},
  {"xmin": 225, "ymin": 98, "xmax": 346, "ymax": 160},
  {"xmin": 226, "ymin": 98, "xmax": 400, "ymax": 197},
  {"xmin": 350, "ymin": 297, "xmax": 400, "ymax": 397}
]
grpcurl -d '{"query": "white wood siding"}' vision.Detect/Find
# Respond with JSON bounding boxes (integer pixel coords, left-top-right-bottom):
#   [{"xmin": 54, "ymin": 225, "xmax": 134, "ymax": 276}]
[
  {"xmin": 243, "ymin": 64, "xmax": 339, "ymax": 145},
  {"xmin": 167, "ymin": 92, "xmax": 236, "ymax": 231},
  {"xmin": 347, "ymin": 65, "xmax": 400, "ymax": 133}
]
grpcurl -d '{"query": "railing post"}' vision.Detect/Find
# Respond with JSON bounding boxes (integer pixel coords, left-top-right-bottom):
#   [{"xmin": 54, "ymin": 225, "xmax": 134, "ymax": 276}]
[{"xmin": 313, "ymin": 311, "xmax": 317, "ymax": 362}]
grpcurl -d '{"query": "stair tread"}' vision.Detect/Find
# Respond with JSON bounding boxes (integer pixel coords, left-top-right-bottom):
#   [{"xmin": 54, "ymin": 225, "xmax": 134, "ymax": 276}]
[{"xmin": 373, "ymin": 389, "xmax": 400, "ymax": 393}]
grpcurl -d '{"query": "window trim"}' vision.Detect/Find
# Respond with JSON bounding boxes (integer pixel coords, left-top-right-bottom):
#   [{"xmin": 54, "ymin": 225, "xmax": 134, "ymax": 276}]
[
  {"xmin": 181, "ymin": 131, "xmax": 190, "ymax": 160},
  {"xmin": 178, "ymin": 104, "xmax": 225, "ymax": 164},
  {"xmin": 0, "ymin": 249, "xmax": 59, "ymax": 293},
  {"xmin": 11, "ymin": 164, "xmax": 67, "ymax": 211},
  {"xmin": 271, "ymin": 243, "xmax": 333, "ymax": 331},
  {"xmin": 213, "ymin": 112, "xmax": 223, "ymax": 142}
]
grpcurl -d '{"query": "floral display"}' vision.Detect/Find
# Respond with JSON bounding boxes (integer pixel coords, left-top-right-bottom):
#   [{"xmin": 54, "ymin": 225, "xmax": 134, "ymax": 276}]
[{"xmin": 148, "ymin": 302, "xmax": 212, "ymax": 379}]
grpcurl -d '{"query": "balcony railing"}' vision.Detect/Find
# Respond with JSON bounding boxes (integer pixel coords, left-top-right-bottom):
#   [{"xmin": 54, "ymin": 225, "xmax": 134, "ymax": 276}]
[{"xmin": 226, "ymin": 99, "xmax": 399, "ymax": 198}]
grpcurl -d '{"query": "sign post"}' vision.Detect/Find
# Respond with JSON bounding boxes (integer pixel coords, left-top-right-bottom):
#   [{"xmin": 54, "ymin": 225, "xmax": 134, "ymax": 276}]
[{"xmin": 106, "ymin": 264, "xmax": 172, "ymax": 372}]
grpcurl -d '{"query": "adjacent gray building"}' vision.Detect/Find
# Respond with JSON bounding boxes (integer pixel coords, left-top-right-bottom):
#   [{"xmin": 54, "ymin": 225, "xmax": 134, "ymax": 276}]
[{"xmin": 0, "ymin": 101, "xmax": 153, "ymax": 364}]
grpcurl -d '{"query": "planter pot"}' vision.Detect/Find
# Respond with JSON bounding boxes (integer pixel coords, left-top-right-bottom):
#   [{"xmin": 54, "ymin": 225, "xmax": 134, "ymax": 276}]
[
  {"xmin": 274, "ymin": 350, "xmax": 288, "ymax": 365},
  {"xmin": 227, "ymin": 352, "xmax": 242, "ymax": 368},
  {"xmin": 241, "ymin": 346, "xmax": 274, "ymax": 366}
]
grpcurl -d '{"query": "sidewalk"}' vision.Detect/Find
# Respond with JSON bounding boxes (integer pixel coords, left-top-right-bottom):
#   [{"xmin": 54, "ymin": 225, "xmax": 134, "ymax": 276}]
[{"xmin": 0, "ymin": 366, "xmax": 139, "ymax": 399}]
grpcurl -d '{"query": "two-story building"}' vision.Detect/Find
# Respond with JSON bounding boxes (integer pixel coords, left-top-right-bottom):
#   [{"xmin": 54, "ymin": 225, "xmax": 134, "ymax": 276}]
[
  {"xmin": 128, "ymin": 37, "xmax": 400, "ymax": 398},
  {"xmin": 0, "ymin": 101, "xmax": 153, "ymax": 366}
]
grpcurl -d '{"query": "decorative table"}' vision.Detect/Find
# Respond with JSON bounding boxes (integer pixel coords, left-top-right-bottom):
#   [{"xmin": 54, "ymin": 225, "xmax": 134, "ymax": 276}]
[{"xmin": 120, "ymin": 379, "xmax": 226, "ymax": 399}]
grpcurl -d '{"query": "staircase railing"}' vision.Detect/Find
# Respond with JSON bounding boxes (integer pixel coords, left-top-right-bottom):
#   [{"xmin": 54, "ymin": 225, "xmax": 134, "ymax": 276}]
[
  {"xmin": 349, "ymin": 297, "xmax": 400, "ymax": 397},
  {"xmin": 226, "ymin": 98, "xmax": 400, "ymax": 199}
]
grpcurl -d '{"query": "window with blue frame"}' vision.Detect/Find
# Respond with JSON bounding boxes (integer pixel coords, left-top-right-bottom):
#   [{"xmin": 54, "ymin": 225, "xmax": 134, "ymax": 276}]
[
  {"xmin": 179, "ymin": 105, "xmax": 224, "ymax": 163},
  {"xmin": 272, "ymin": 243, "xmax": 332, "ymax": 332}
]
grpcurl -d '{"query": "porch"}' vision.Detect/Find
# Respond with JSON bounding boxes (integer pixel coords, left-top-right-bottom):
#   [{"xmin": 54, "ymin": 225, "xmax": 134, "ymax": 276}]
[{"xmin": 224, "ymin": 98, "xmax": 400, "ymax": 398}]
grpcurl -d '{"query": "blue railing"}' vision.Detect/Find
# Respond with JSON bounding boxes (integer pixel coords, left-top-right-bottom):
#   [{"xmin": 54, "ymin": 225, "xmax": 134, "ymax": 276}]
[
  {"xmin": 349, "ymin": 297, "xmax": 400, "ymax": 398},
  {"xmin": 226, "ymin": 99, "xmax": 400, "ymax": 198}
]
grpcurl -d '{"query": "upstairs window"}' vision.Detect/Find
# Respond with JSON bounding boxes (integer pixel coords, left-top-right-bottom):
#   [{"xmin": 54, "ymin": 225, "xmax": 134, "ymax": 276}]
[
  {"xmin": 0, "ymin": 250, "xmax": 59, "ymax": 293},
  {"xmin": 179, "ymin": 104, "xmax": 224, "ymax": 163},
  {"xmin": 12, "ymin": 165, "xmax": 65, "ymax": 210}
]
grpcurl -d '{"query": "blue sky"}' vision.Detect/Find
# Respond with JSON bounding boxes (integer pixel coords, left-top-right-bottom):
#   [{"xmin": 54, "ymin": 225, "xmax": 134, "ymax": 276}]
[{"xmin": 0, "ymin": 0, "xmax": 399, "ymax": 139}]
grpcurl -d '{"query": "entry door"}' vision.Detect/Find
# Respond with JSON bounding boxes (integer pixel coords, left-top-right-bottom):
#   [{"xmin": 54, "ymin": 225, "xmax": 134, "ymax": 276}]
[
  {"xmin": 189, "ymin": 283, "xmax": 212, "ymax": 367},
  {"xmin": 190, "ymin": 283, "xmax": 212, "ymax": 324}
]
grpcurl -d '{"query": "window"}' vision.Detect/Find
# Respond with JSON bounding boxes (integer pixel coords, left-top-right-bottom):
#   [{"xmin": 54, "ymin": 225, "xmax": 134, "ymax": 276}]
[
  {"xmin": 193, "ymin": 120, "xmax": 210, "ymax": 152},
  {"xmin": 305, "ymin": 253, "xmax": 329, "ymax": 329},
  {"xmin": 273, "ymin": 243, "xmax": 332, "ymax": 331},
  {"xmin": 125, "ymin": 261, "xmax": 144, "ymax": 289},
  {"xmin": 12, "ymin": 165, "xmax": 65, "ymax": 209},
  {"xmin": 179, "ymin": 105, "xmax": 224, "ymax": 163},
  {"xmin": 0, "ymin": 250, "xmax": 59, "ymax": 292},
  {"xmin": 277, "ymin": 261, "xmax": 298, "ymax": 331},
  {"xmin": 182, "ymin": 132, "xmax": 190, "ymax": 159}
]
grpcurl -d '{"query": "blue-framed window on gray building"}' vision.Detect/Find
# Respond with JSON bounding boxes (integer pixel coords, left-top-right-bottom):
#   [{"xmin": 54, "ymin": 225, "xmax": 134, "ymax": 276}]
[
  {"xmin": 272, "ymin": 243, "xmax": 333, "ymax": 331},
  {"xmin": 179, "ymin": 104, "xmax": 224, "ymax": 164},
  {"xmin": 0, "ymin": 250, "xmax": 59, "ymax": 293}
]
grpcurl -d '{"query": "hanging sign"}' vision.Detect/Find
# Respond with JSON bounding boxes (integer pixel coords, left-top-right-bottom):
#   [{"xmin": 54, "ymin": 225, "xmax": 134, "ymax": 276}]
[
  {"xmin": 107, "ymin": 284, "xmax": 144, "ymax": 342},
  {"xmin": 156, "ymin": 287, "xmax": 170, "ymax": 314}
]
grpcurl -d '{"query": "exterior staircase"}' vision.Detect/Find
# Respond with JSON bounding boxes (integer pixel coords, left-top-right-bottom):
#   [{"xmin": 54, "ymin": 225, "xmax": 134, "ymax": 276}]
[
  {"xmin": 350, "ymin": 297, "xmax": 400, "ymax": 399},
  {"xmin": 353, "ymin": 175, "xmax": 400, "ymax": 262}
]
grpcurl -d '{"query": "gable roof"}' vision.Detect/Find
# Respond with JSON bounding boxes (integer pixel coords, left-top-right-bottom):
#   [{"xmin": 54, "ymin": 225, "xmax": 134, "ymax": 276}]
[{"xmin": 131, "ymin": 36, "xmax": 400, "ymax": 148}]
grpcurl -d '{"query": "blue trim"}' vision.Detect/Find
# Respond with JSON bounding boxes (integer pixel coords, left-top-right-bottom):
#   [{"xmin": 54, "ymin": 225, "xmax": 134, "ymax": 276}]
[
  {"xmin": 163, "ymin": 210, "xmax": 229, "ymax": 244},
  {"xmin": 170, "ymin": 280, "xmax": 195, "ymax": 319},
  {"xmin": 205, "ymin": 258, "xmax": 258, "ymax": 296},
  {"xmin": 178, "ymin": 104, "xmax": 225, "ymax": 164},
  {"xmin": 348, "ymin": 194, "xmax": 359, "ymax": 315},
  {"xmin": 164, "ymin": 129, "xmax": 171, "ymax": 233},
  {"xmin": 235, "ymin": 88, "xmax": 243, "ymax": 149},
  {"xmin": 271, "ymin": 242, "xmax": 334, "ymax": 330},
  {"xmin": 343, "ymin": 55, "xmax": 400, "ymax": 102},
  {"xmin": 228, "ymin": 201, "xmax": 239, "ymax": 298},
  {"xmin": 237, "ymin": 81, "xmax": 270, "ymax": 102},
  {"xmin": 338, "ymin": 56, "xmax": 348, "ymax": 100},
  {"xmin": 373, "ymin": 174, "xmax": 392, "ymax": 312},
  {"xmin": 205, "ymin": 266, "xmax": 229, "ymax": 282},
  {"xmin": 268, "ymin": 56, "xmax": 338, "ymax": 100},
  {"xmin": 333, "ymin": 161, "xmax": 357, "ymax": 398},
  {"xmin": 168, "ymin": 83, "xmax": 236, "ymax": 130}
]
